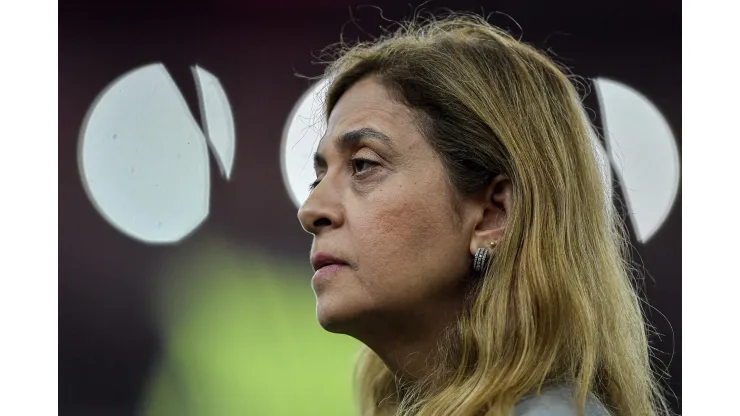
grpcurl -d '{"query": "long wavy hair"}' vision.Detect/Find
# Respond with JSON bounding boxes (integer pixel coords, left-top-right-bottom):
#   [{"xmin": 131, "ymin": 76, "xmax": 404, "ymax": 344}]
[{"xmin": 319, "ymin": 13, "xmax": 669, "ymax": 416}]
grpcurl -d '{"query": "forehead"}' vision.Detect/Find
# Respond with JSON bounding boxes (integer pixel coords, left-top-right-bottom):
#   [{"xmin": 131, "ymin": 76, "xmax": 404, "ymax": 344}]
[{"xmin": 317, "ymin": 77, "xmax": 420, "ymax": 152}]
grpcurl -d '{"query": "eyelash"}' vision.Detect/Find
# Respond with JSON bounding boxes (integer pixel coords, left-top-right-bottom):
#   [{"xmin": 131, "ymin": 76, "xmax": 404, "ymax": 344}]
[{"xmin": 309, "ymin": 158, "xmax": 379, "ymax": 191}]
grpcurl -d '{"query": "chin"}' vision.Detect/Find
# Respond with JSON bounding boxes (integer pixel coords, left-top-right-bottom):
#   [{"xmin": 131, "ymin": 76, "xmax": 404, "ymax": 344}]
[{"xmin": 315, "ymin": 294, "xmax": 367, "ymax": 335}]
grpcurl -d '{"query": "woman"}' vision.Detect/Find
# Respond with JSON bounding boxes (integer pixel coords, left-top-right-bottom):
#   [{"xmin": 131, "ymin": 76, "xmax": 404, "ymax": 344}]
[{"xmin": 297, "ymin": 14, "xmax": 669, "ymax": 416}]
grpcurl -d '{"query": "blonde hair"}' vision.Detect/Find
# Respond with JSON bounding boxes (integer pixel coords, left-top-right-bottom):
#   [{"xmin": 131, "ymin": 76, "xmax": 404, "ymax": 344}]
[{"xmin": 321, "ymin": 13, "xmax": 669, "ymax": 416}]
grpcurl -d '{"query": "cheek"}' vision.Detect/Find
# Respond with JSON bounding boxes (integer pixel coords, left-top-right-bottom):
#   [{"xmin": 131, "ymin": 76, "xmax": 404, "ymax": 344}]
[{"xmin": 350, "ymin": 180, "xmax": 465, "ymax": 297}]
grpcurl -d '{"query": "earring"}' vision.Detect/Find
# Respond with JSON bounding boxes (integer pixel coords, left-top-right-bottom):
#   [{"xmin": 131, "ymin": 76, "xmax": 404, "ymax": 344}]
[
  {"xmin": 473, "ymin": 241, "xmax": 496, "ymax": 273},
  {"xmin": 473, "ymin": 248, "xmax": 487, "ymax": 273}
]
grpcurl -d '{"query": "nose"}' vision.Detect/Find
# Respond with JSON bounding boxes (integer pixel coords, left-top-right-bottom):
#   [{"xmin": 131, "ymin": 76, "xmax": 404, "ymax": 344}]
[{"xmin": 297, "ymin": 179, "xmax": 343, "ymax": 235}]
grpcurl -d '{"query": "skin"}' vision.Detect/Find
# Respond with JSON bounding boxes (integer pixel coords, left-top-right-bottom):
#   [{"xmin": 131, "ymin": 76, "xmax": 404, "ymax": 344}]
[{"xmin": 297, "ymin": 76, "xmax": 512, "ymax": 379}]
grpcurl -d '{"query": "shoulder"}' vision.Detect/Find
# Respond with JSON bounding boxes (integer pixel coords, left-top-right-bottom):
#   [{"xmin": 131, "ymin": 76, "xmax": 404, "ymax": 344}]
[{"xmin": 513, "ymin": 385, "xmax": 609, "ymax": 416}]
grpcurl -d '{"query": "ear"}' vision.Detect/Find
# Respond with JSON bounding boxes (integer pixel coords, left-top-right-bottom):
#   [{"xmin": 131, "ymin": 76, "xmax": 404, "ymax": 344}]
[{"xmin": 469, "ymin": 174, "xmax": 513, "ymax": 255}]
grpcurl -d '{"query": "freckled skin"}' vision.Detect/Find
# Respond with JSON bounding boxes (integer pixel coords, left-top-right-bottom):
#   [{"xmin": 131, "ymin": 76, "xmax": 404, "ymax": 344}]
[{"xmin": 298, "ymin": 77, "xmax": 474, "ymax": 359}]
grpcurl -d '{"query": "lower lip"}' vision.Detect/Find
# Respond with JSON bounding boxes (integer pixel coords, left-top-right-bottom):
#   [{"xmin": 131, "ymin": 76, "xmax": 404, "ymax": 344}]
[{"xmin": 312, "ymin": 264, "xmax": 347, "ymax": 282}]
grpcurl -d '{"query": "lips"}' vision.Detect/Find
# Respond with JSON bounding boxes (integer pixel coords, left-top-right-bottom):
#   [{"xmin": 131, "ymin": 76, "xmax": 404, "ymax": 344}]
[{"xmin": 311, "ymin": 252, "xmax": 349, "ymax": 272}]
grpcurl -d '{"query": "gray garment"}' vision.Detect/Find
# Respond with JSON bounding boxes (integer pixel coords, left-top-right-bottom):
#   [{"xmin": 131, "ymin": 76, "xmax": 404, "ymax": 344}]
[{"xmin": 513, "ymin": 385, "xmax": 609, "ymax": 416}]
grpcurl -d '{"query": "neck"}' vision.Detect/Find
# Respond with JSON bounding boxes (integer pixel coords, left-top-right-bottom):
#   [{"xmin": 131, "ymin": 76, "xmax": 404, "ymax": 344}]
[{"xmin": 355, "ymin": 304, "xmax": 462, "ymax": 381}]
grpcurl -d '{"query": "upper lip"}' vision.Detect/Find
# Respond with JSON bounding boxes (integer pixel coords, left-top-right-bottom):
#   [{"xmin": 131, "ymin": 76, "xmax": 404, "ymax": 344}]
[{"xmin": 311, "ymin": 252, "xmax": 348, "ymax": 272}]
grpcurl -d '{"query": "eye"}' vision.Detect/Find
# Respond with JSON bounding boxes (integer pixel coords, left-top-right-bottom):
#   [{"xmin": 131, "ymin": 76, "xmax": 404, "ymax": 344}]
[
  {"xmin": 350, "ymin": 158, "xmax": 379, "ymax": 176},
  {"xmin": 308, "ymin": 158, "xmax": 380, "ymax": 191}
]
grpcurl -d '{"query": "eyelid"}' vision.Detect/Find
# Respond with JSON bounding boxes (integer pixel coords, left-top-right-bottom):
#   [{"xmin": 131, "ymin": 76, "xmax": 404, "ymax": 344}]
[{"xmin": 352, "ymin": 144, "xmax": 385, "ymax": 163}]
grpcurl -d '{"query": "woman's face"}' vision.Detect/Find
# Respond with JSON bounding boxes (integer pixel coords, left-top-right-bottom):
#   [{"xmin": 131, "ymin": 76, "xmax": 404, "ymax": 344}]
[{"xmin": 297, "ymin": 77, "xmax": 476, "ymax": 338}]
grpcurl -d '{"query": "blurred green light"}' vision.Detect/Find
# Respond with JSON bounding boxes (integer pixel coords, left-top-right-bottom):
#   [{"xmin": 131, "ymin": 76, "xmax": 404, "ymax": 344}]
[{"xmin": 141, "ymin": 241, "xmax": 360, "ymax": 415}]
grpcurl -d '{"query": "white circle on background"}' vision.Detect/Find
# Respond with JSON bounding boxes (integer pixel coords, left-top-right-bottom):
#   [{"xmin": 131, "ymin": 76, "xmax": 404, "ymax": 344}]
[
  {"xmin": 79, "ymin": 63, "xmax": 211, "ymax": 244},
  {"xmin": 280, "ymin": 77, "xmax": 332, "ymax": 208},
  {"xmin": 594, "ymin": 77, "xmax": 680, "ymax": 243}
]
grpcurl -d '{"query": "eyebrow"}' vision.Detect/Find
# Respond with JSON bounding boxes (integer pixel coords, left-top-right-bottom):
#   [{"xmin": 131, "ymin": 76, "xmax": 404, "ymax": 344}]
[{"xmin": 313, "ymin": 127, "xmax": 394, "ymax": 170}]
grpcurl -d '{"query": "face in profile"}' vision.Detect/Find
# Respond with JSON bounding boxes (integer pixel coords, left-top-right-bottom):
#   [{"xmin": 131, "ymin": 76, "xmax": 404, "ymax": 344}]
[{"xmin": 297, "ymin": 77, "xmax": 478, "ymax": 340}]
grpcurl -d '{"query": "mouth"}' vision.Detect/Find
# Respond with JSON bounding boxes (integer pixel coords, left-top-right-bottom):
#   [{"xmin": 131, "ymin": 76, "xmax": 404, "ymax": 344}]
[{"xmin": 311, "ymin": 252, "xmax": 349, "ymax": 272}]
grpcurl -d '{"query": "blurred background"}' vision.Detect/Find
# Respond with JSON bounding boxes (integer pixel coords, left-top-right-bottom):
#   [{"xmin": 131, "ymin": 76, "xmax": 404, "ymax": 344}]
[{"xmin": 59, "ymin": 0, "xmax": 681, "ymax": 414}]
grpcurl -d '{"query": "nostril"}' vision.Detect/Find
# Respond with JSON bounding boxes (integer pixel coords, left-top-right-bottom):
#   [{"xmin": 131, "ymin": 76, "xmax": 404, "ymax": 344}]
[{"xmin": 313, "ymin": 217, "xmax": 332, "ymax": 228}]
